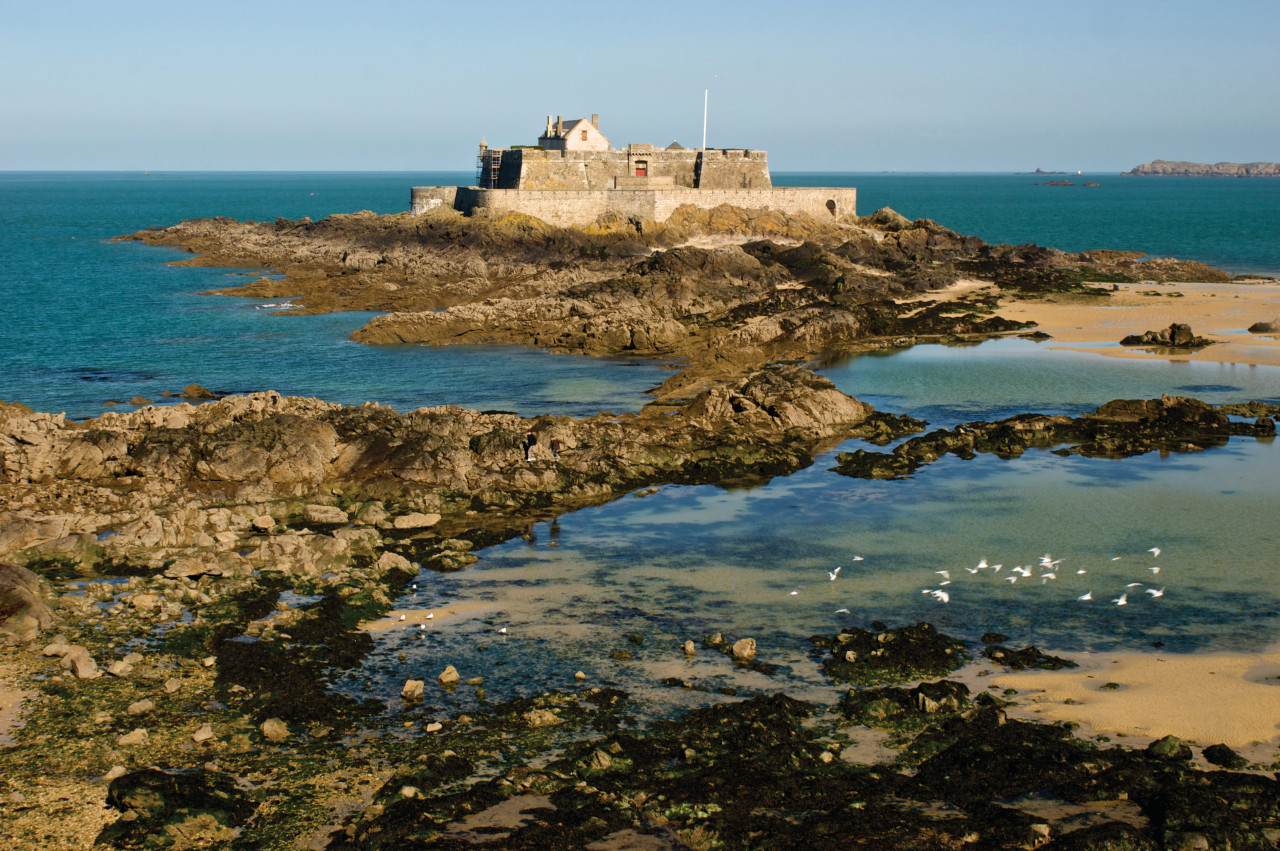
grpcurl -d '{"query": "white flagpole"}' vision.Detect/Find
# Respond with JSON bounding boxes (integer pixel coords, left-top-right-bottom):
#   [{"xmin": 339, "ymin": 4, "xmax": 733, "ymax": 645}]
[{"xmin": 702, "ymin": 88, "xmax": 708, "ymax": 150}]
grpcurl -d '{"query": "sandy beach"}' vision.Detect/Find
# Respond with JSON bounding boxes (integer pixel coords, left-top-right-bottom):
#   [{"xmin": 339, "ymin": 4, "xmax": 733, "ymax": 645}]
[
  {"xmin": 997, "ymin": 280, "xmax": 1280, "ymax": 367},
  {"xmin": 985, "ymin": 651, "xmax": 1280, "ymax": 751}
]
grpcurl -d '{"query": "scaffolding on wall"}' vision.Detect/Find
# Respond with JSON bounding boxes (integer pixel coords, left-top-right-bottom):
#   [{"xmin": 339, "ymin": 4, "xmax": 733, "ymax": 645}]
[{"xmin": 476, "ymin": 147, "xmax": 501, "ymax": 189}]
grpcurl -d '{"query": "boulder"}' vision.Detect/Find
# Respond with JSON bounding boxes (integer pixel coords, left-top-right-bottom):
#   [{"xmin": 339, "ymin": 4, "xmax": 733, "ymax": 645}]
[
  {"xmin": 0, "ymin": 562, "xmax": 55, "ymax": 644},
  {"xmin": 302, "ymin": 504, "xmax": 348, "ymax": 525},
  {"xmin": 437, "ymin": 665, "xmax": 460, "ymax": 686},
  {"xmin": 401, "ymin": 679, "xmax": 425, "ymax": 701},
  {"xmin": 1247, "ymin": 318, "xmax": 1279, "ymax": 334},
  {"xmin": 260, "ymin": 718, "xmax": 289, "ymax": 742},
  {"xmin": 731, "ymin": 638, "xmax": 757, "ymax": 662},
  {"xmin": 1120, "ymin": 323, "xmax": 1211, "ymax": 348},
  {"xmin": 1146, "ymin": 734, "xmax": 1192, "ymax": 761},
  {"xmin": 393, "ymin": 512, "xmax": 441, "ymax": 530},
  {"xmin": 182, "ymin": 384, "xmax": 217, "ymax": 399},
  {"xmin": 118, "ymin": 728, "xmax": 149, "ymax": 746}
]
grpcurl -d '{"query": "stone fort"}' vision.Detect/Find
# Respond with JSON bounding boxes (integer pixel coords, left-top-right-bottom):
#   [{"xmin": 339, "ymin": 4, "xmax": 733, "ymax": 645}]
[{"xmin": 411, "ymin": 113, "xmax": 856, "ymax": 227}]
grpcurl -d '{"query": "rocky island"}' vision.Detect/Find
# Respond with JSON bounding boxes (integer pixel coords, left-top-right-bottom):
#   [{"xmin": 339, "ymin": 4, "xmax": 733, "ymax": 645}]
[
  {"xmin": 1124, "ymin": 159, "xmax": 1280, "ymax": 177},
  {"xmin": 3, "ymin": 201, "xmax": 1280, "ymax": 848}
]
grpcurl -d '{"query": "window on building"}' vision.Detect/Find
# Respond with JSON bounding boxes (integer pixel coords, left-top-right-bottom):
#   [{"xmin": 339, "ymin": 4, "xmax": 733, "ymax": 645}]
[{"xmin": 581, "ymin": 130, "xmax": 588, "ymax": 141}]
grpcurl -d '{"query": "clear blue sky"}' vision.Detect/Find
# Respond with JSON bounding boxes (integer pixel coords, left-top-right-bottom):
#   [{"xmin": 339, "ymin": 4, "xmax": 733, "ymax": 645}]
[{"xmin": 2, "ymin": 0, "xmax": 1276, "ymax": 172}]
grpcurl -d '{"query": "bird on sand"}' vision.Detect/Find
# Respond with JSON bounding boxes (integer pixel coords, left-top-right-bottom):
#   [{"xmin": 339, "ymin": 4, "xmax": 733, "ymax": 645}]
[
  {"xmin": 426, "ymin": 612, "xmax": 434, "ymax": 620},
  {"xmin": 399, "ymin": 614, "xmax": 406, "ymax": 621},
  {"xmin": 828, "ymin": 566, "xmax": 842, "ymax": 581},
  {"xmin": 1077, "ymin": 591, "xmax": 1093, "ymax": 601},
  {"xmin": 1148, "ymin": 547, "xmax": 1161, "ymax": 558},
  {"xmin": 1146, "ymin": 587, "xmax": 1165, "ymax": 598},
  {"xmin": 498, "ymin": 627, "xmax": 508, "ymax": 634},
  {"xmin": 1113, "ymin": 593, "xmax": 1128, "ymax": 606}
]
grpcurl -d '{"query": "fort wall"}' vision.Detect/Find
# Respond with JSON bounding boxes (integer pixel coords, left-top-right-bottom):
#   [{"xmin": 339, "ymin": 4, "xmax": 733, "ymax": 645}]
[{"xmin": 411, "ymin": 185, "xmax": 857, "ymax": 227}]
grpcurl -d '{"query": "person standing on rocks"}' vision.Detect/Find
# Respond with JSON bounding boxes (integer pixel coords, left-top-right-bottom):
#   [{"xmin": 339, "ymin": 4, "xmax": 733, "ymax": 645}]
[
  {"xmin": 525, "ymin": 431, "xmax": 537, "ymax": 462},
  {"xmin": 549, "ymin": 437, "xmax": 562, "ymax": 460}
]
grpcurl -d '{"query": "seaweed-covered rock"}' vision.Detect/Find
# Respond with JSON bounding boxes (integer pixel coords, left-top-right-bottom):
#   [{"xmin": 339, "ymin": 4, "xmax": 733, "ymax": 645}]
[
  {"xmin": 1247, "ymin": 318, "xmax": 1279, "ymax": 333},
  {"xmin": 1201, "ymin": 743, "xmax": 1249, "ymax": 770},
  {"xmin": 1042, "ymin": 821, "xmax": 1159, "ymax": 851},
  {"xmin": 812, "ymin": 622, "xmax": 969, "ymax": 684},
  {"xmin": 833, "ymin": 395, "xmax": 1276, "ymax": 479},
  {"xmin": 1146, "ymin": 735, "xmax": 1192, "ymax": 761},
  {"xmin": 839, "ymin": 679, "xmax": 972, "ymax": 728},
  {"xmin": 983, "ymin": 644, "xmax": 1078, "ymax": 671},
  {"xmin": 97, "ymin": 768, "xmax": 256, "ymax": 849}
]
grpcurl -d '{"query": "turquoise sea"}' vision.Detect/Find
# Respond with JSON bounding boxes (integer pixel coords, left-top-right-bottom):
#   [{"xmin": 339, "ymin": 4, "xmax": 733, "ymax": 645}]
[{"xmin": 2, "ymin": 171, "xmax": 1279, "ymax": 712}]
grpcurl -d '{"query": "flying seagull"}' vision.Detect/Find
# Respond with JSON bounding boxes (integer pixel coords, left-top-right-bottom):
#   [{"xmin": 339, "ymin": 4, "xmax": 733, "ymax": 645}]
[
  {"xmin": 1148, "ymin": 547, "xmax": 1161, "ymax": 558},
  {"xmin": 1146, "ymin": 587, "xmax": 1165, "ymax": 598},
  {"xmin": 1077, "ymin": 591, "xmax": 1093, "ymax": 601},
  {"xmin": 828, "ymin": 566, "xmax": 842, "ymax": 581},
  {"xmin": 1113, "ymin": 593, "xmax": 1128, "ymax": 606}
]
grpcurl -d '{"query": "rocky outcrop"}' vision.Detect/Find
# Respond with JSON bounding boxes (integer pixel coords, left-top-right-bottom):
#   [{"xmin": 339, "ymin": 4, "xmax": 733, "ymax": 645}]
[
  {"xmin": 834, "ymin": 395, "xmax": 1279, "ymax": 479},
  {"xmin": 1248, "ymin": 318, "xmax": 1280, "ymax": 333},
  {"xmin": 1120, "ymin": 322, "xmax": 1213, "ymax": 348},
  {"xmin": 1124, "ymin": 160, "xmax": 1280, "ymax": 177},
  {"xmin": 0, "ymin": 563, "xmax": 55, "ymax": 643}
]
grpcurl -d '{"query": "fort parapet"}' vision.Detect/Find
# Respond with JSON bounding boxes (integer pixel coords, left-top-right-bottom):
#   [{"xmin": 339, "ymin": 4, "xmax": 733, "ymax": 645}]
[{"xmin": 411, "ymin": 113, "xmax": 855, "ymax": 227}]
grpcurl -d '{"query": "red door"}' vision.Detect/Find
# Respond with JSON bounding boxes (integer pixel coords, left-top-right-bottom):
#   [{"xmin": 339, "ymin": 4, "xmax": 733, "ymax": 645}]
[{"xmin": 635, "ymin": 165, "xmax": 647, "ymax": 176}]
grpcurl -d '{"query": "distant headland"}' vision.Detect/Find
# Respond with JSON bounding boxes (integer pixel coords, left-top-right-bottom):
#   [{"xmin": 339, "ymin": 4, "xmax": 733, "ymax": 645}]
[{"xmin": 1124, "ymin": 159, "xmax": 1280, "ymax": 177}]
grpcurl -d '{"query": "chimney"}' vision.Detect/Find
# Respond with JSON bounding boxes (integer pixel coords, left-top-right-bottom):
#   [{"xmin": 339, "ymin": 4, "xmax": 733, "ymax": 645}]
[
  {"xmin": 545, "ymin": 115, "xmax": 552, "ymax": 135},
  {"xmin": 556, "ymin": 115, "xmax": 563, "ymax": 135},
  {"xmin": 591, "ymin": 113, "xmax": 599, "ymax": 128}
]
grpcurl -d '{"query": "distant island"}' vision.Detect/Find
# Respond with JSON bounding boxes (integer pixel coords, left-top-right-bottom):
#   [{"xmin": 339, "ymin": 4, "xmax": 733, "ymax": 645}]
[{"xmin": 1124, "ymin": 159, "xmax": 1280, "ymax": 177}]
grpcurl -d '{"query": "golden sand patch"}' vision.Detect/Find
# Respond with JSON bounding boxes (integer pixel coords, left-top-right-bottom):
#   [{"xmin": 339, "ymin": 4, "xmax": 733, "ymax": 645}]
[
  {"xmin": 988, "ymin": 651, "xmax": 1280, "ymax": 747},
  {"xmin": 996, "ymin": 281, "xmax": 1280, "ymax": 367}
]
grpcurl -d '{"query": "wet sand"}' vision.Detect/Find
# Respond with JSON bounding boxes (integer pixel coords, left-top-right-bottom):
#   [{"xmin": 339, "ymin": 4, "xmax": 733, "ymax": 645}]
[
  {"xmin": 986, "ymin": 651, "xmax": 1280, "ymax": 748},
  {"xmin": 997, "ymin": 280, "xmax": 1280, "ymax": 367}
]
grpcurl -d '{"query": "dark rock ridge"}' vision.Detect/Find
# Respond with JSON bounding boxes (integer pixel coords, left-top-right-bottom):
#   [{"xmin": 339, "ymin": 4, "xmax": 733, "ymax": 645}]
[
  {"xmin": 834, "ymin": 395, "xmax": 1280, "ymax": 480},
  {"xmin": 1120, "ymin": 322, "xmax": 1213, "ymax": 348},
  {"xmin": 1248, "ymin": 318, "xmax": 1280, "ymax": 333},
  {"xmin": 1124, "ymin": 159, "xmax": 1280, "ymax": 177}
]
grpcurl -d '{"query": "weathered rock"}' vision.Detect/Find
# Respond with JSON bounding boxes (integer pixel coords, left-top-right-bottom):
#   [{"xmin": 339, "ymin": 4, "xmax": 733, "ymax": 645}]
[
  {"xmin": 126, "ymin": 699, "xmax": 154, "ymax": 715},
  {"xmin": 1120, "ymin": 323, "xmax": 1212, "ymax": 348},
  {"xmin": 98, "ymin": 768, "xmax": 256, "ymax": 848},
  {"xmin": 376, "ymin": 551, "xmax": 413, "ymax": 573},
  {"xmin": 303, "ymin": 504, "xmax": 348, "ymax": 525},
  {"xmin": 401, "ymin": 679, "xmax": 425, "ymax": 701},
  {"xmin": 0, "ymin": 562, "xmax": 55, "ymax": 643},
  {"xmin": 437, "ymin": 665, "xmax": 460, "ymax": 686},
  {"xmin": 192, "ymin": 724, "xmax": 215, "ymax": 743},
  {"xmin": 730, "ymin": 638, "xmax": 757, "ymax": 662},
  {"xmin": 260, "ymin": 718, "xmax": 289, "ymax": 742},
  {"xmin": 182, "ymin": 384, "xmax": 217, "ymax": 399},
  {"xmin": 522, "ymin": 708, "xmax": 561, "ymax": 728},
  {"xmin": 393, "ymin": 512, "xmax": 441, "ymax": 530},
  {"xmin": 117, "ymin": 728, "xmax": 149, "ymax": 746},
  {"xmin": 1247, "ymin": 318, "xmax": 1279, "ymax": 333}
]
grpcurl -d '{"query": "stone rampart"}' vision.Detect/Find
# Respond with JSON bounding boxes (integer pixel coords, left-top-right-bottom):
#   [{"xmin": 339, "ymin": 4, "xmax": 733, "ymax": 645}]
[{"xmin": 411, "ymin": 186, "xmax": 856, "ymax": 226}]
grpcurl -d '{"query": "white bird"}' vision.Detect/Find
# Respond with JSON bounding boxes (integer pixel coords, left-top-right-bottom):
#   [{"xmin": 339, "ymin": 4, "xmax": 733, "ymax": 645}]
[
  {"xmin": 1040, "ymin": 556, "xmax": 1063, "ymax": 568},
  {"xmin": 835, "ymin": 608, "xmax": 850, "ymax": 614},
  {"xmin": 789, "ymin": 591, "xmax": 799, "ymax": 596},
  {"xmin": 1148, "ymin": 547, "xmax": 1161, "ymax": 558},
  {"xmin": 966, "ymin": 567, "xmax": 982, "ymax": 574},
  {"xmin": 1077, "ymin": 591, "xmax": 1093, "ymax": 601},
  {"xmin": 399, "ymin": 614, "xmax": 406, "ymax": 621},
  {"xmin": 426, "ymin": 612, "xmax": 434, "ymax": 620},
  {"xmin": 921, "ymin": 588, "xmax": 933, "ymax": 594},
  {"xmin": 851, "ymin": 556, "xmax": 865, "ymax": 562},
  {"xmin": 977, "ymin": 558, "xmax": 989, "ymax": 569},
  {"xmin": 1005, "ymin": 576, "xmax": 1018, "ymax": 584},
  {"xmin": 1146, "ymin": 587, "xmax": 1165, "ymax": 598},
  {"xmin": 1041, "ymin": 573, "xmax": 1057, "ymax": 583},
  {"xmin": 936, "ymin": 570, "xmax": 951, "ymax": 580},
  {"xmin": 1113, "ymin": 593, "xmax": 1128, "ymax": 606},
  {"xmin": 828, "ymin": 566, "xmax": 842, "ymax": 581},
  {"xmin": 1150, "ymin": 566, "xmax": 1161, "ymax": 574},
  {"xmin": 1126, "ymin": 583, "xmax": 1143, "ymax": 588},
  {"xmin": 992, "ymin": 564, "xmax": 1003, "ymax": 573},
  {"xmin": 1013, "ymin": 566, "xmax": 1032, "ymax": 578},
  {"xmin": 931, "ymin": 590, "xmax": 950, "ymax": 603},
  {"xmin": 411, "ymin": 583, "xmax": 418, "ymax": 590},
  {"xmin": 1076, "ymin": 569, "xmax": 1088, "ymax": 575},
  {"xmin": 939, "ymin": 580, "xmax": 951, "ymax": 586},
  {"xmin": 418, "ymin": 624, "xmax": 425, "ymax": 631},
  {"xmin": 498, "ymin": 627, "xmax": 508, "ymax": 634},
  {"xmin": 1111, "ymin": 556, "xmax": 1123, "ymax": 561}
]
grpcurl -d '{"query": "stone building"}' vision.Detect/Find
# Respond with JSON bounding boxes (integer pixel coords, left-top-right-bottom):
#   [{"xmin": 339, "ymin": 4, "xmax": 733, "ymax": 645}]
[{"xmin": 413, "ymin": 113, "xmax": 855, "ymax": 227}]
